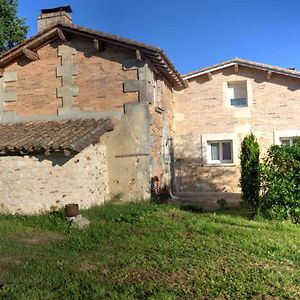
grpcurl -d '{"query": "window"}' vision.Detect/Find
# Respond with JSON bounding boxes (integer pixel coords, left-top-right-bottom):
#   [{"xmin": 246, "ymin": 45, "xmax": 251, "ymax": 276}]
[
  {"xmin": 202, "ymin": 133, "xmax": 237, "ymax": 166},
  {"xmin": 227, "ymin": 81, "xmax": 248, "ymax": 107},
  {"xmin": 208, "ymin": 140, "xmax": 233, "ymax": 164},
  {"xmin": 274, "ymin": 130, "xmax": 300, "ymax": 146},
  {"xmin": 280, "ymin": 137, "xmax": 297, "ymax": 146}
]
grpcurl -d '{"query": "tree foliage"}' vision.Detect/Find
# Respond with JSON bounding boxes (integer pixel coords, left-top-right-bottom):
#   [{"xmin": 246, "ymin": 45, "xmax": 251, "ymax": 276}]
[
  {"xmin": 240, "ymin": 133, "xmax": 261, "ymax": 215},
  {"xmin": 261, "ymin": 139, "xmax": 300, "ymax": 223},
  {"xmin": 0, "ymin": 0, "xmax": 27, "ymax": 53}
]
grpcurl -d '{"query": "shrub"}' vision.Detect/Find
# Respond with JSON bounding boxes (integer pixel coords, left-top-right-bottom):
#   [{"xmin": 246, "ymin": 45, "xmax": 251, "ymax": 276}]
[
  {"xmin": 240, "ymin": 133, "xmax": 261, "ymax": 215},
  {"xmin": 261, "ymin": 139, "xmax": 300, "ymax": 223}
]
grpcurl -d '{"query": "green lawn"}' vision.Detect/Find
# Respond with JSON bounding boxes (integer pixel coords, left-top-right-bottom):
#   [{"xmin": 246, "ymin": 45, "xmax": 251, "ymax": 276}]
[{"xmin": 0, "ymin": 200, "xmax": 299, "ymax": 299}]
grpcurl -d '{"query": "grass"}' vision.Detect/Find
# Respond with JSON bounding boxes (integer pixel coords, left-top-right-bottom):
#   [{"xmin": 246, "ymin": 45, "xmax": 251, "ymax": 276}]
[{"xmin": 0, "ymin": 200, "xmax": 299, "ymax": 299}]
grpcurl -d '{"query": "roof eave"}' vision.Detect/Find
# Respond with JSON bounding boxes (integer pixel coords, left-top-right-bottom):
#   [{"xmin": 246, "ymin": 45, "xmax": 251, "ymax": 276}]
[
  {"xmin": 183, "ymin": 59, "xmax": 300, "ymax": 81},
  {"xmin": 0, "ymin": 23, "xmax": 185, "ymax": 88}
]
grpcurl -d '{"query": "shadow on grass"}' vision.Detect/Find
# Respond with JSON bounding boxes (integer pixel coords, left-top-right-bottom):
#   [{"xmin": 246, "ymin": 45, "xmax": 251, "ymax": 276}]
[{"xmin": 176, "ymin": 202, "xmax": 253, "ymax": 220}]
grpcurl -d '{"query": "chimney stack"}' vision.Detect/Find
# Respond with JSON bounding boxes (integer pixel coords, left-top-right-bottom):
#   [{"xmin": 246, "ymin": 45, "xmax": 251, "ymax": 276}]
[{"xmin": 38, "ymin": 5, "xmax": 73, "ymax": 32}]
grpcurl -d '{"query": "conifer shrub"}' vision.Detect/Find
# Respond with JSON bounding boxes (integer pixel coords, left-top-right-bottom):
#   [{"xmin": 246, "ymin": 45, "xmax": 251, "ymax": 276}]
[{"xmin": 240, "ymin": 133, "xmax": 261, "ymax": 215}]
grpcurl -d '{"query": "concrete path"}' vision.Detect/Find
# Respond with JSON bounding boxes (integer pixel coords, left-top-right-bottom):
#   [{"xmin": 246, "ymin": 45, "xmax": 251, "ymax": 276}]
[{"xmin": 168, "ymin": 191, "xmax": 242, "ymax": 211}]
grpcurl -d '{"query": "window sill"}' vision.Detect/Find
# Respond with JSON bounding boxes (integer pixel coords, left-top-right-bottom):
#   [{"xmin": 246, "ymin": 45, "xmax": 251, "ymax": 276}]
[
  {"xmin": 230, "ymin": 105, "xmax": 249, "ymax": 108},
  {"xmin": 203, "ymin": 163, "xmax": 236, "ymax": 167}
]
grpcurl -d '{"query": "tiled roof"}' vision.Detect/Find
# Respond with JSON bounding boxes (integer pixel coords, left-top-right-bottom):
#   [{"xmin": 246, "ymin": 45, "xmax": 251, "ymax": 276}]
[
  {"xmin": 0, "ymin": 118, "xmax": 113, "ymax": 155},
  {"xmin": 183, "ymin": 57, "xmax": 300, "ymax": 80},
  {"xmin": 0, "ymin": 23, "xmax": 186, "ymax": 88}
]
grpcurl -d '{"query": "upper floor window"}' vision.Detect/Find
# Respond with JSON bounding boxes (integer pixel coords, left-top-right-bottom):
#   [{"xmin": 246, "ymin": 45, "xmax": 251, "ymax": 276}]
[{"xmin": 227, "ymin": 81, "xmax": 248, "ymax": 107}]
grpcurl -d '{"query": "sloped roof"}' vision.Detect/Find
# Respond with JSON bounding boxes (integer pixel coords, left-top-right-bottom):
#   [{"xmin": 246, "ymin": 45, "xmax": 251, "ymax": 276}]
[
  {"xmin": 183, "ymin": 57, "xmax": 300, "ymax": 80},
  {"xmin": 0, "ymin": 22, "xmax": 186, "ymax": 87},
  {"xmin": 0, "ymin": 118, "xmax": 113, "ymax": 155}
]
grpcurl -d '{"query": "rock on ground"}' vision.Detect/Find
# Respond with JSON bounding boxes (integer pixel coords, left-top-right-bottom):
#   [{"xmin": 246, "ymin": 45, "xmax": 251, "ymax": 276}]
[{"xmin": 71, "ymin": 215, "xmax": 90, "ymax": 230}]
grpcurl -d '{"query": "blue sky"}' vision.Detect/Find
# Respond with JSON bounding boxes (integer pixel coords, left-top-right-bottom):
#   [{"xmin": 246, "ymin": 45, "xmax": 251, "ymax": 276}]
[{"xmin": 18, "ymin": 0, "xmax": 300, "ymax": 74}]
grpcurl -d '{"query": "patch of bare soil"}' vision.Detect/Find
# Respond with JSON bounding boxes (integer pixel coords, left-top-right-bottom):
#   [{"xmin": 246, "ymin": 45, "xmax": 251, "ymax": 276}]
[
  {"xmin": 10, "ymin": 231, "xmax": 66, "ymax": 245},
  {"xmin": 78, "ymin": 262, "xmax": 98, "ymax": 272}
]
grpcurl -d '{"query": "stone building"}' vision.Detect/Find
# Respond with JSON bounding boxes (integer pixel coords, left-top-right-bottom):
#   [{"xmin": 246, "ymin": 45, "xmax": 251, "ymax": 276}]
[
  {"xmin": 1, "ymin": 6, "xmax": 299, "ymax": 214},
  {"xmin": 174, "ymin": 58, "xmax": 300, "ymax": 192},
  {"xmin": 0, "ymin": 6, "xmax": 185, "ymax": 214}
]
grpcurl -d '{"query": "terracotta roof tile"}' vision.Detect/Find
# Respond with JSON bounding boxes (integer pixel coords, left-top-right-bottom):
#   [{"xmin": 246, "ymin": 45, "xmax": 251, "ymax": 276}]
[{"xmin": 0, "ymin": 118, "xmax": 113, "ymax": 155}]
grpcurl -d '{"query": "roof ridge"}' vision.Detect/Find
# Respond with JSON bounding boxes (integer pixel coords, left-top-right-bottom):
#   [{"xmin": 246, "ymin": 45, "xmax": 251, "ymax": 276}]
[{"xmin": 182, "ymin": 57, "xmax": 300, "ymax": 80}]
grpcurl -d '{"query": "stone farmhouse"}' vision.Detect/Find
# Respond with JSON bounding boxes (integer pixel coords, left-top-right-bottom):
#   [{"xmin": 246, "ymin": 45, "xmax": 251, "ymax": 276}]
[{"xmin": 0, "ymin": 6, "xmax": 299, "ymax": 214}]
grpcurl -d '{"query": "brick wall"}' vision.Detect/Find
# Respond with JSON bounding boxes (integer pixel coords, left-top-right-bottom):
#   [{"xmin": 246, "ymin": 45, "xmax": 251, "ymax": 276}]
[
  {"xmin": 4, "ymin": 36, "xmax": 138, "ymax": 117},
  {"xmin": 148, "ymin": 70, "xmax": 174, "ymax": 193},
  {"xmin": 174, "ymin": 65, "xmax": 300, "ymax": 192}
]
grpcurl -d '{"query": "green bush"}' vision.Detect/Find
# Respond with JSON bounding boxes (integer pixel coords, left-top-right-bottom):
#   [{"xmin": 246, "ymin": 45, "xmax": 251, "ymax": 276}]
[
  {"xmin": 240, "ymin": 133, "xmax": 261, "ymax": 215},
  {"xmin": 261, "ymin": 139, "xmax": 300, "ymax": 223}
]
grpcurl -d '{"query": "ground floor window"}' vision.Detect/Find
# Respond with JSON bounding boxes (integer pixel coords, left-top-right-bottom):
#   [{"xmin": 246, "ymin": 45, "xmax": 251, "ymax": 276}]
[
  {"xmin": 280, "ymin": 137, "xmax": 297, "ymax": 146},
  {"xmin": 208, "ymin": 140, "xmax": 233, "ymax": 163},
  {"xmin": 201, "ymin": 133, "xmax": 237, "ymax": 166},
  {"xmin": 274, "ymin": 130, "xmax": 300, "ymax": 146}
]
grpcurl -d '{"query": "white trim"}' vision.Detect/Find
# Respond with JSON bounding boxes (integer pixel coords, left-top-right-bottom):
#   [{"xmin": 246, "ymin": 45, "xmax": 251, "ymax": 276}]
[
  {"xmin": 184, "ymin": 63, "xmax": 236, "ymax": 80},
  {"xmin": 273, "ymin": 129, "xmax": 300, "ymax": 145},
  {"xmin": 183, "ymin": 62, "xmax": 300, "ymax": 81},
  {"xmin": 201, "ymin": 133, "xmax": 238, "ymax": 166}
]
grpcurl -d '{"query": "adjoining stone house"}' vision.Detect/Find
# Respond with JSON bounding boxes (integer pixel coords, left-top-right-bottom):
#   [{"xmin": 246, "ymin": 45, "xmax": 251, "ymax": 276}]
[
  {"xmin": 174, "ymin": 58, "xmax": 300, "ymax": 193},
  {"xmin": 1, "ymin": 6, "xmax": 299, "ymax": 214},
  {"xmin": 0, "ymin": 6, "xmax": 186, "ymax": 214}
]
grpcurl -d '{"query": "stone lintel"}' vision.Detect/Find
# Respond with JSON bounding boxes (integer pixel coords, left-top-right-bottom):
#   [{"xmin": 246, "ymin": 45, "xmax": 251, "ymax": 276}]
[
  {"xmin": 57, "ymin": 85, "xmax": 79, "ymax": 98},
  {"xmin": 56, "ymin": 64, "xmax": 78, "ymax": 77},
  {"xmin": 2, "ymin": 91, "xmax": 17, "ymax": 102},
  {"xmin": 0, "ymin": 111, "xmax": 17, "ymax": 122},
  {"xmin": 58, "ymin": 106, "xmax": 81, "ymax": 116},
  {"xmin": 123, "ymin": 80, "xmax": 144, "ymax": 93},
  {"xmin": 58, "ymin": 44, "xmax": 76, "ymax": 56},
  {"xmin": 3, "ymin": 71, "xmax": 17, "ymax": 82}
]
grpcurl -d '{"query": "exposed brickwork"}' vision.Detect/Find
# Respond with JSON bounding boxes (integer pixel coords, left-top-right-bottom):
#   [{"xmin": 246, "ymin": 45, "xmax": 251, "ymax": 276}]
[
  {"xmin": 149, "ymin": 71, "xmax": 174, "ymax": 192},
  {"xmin": 73, "ymin": 37, "xmax": 138, "ymax": 112},
  {"xmin": 5, "ymin": 41, "xmax": 61, "ymax": 116},
  {"xmin": 4, "ymin": 36, "xmax": 138, "ymax": 117},
  {"xmin": 174, "ymin": 65, "xmax": 300, "ymax": 192}
]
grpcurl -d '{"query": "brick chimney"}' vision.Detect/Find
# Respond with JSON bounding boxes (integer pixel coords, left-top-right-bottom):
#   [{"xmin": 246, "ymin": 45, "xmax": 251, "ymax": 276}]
[{"xmin": 38, "ymin": 5, "xmax": 73, "ymax": 32}]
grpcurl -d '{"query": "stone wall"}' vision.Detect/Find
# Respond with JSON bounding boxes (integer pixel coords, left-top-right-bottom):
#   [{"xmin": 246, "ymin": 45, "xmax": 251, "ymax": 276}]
[
  {"xmin": 101, "ymin": 103, "xmax": 151, "ymax": 201},
  {"xmin": 174, "ymin": 66, "xmax": 300, "ymax": 192},
  {"xmin": 0, "ymin": 144, "xmax": 108, "ymax": 214}
]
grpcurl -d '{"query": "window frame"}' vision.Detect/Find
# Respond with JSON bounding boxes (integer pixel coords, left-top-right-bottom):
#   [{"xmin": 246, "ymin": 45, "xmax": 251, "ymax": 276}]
[
  {"xmin": 208, "ymin": 140, "xmax": 233, "ymax": 164},
  {"xmin": 274, "ymin": 130, "xmax": 300, "ymax": 146},
  {"xmin": 227, "ymin": 81, "xmax": 248, "ymax": 107},
  {"xmin": 280, "ymin": 137, "xmax": 297, "ymax": 146},
  {"xmin": 201, "ymin": 133, "xmax": 237, "ymax": 166}
]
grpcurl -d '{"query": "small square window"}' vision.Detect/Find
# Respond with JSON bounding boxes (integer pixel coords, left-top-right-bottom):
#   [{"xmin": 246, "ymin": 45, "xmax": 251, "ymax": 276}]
[
  {"xmin": 228, "ymin": 81, "xmax": 248, "ymax": 107},
  {"xmin": 208, "ymin": 140, "xmax": 233, "ymax": 164}
]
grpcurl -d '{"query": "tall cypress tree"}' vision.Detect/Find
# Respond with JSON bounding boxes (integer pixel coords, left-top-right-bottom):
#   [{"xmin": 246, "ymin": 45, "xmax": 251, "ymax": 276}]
[{"xmin": 0, "ymin": 0, "xmax": 28, "ymax": 54}]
